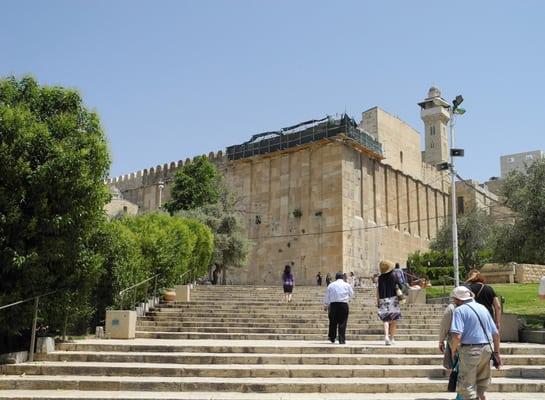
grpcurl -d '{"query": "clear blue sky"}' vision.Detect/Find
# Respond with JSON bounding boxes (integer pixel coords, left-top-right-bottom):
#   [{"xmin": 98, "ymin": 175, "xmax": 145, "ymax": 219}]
[{"xmin": 2, "ymin": 0, "xmax": 544, "ymax": 182}]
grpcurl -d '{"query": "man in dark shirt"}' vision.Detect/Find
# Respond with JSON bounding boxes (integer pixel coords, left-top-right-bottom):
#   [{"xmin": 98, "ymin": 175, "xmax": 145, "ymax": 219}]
[{"xmin": 465, "ymin": 270, "xmax": 502, "ymax": 329}]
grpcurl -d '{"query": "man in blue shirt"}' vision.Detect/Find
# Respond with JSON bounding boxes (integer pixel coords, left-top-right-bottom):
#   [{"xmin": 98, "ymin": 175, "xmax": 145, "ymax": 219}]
[
  {"xmin": 323, "ymin": 272, "xmax": 354, "ymax": 344},
  {"xmin": 450, "ymin": 286, "xmax": 501, "ymax": 400}
]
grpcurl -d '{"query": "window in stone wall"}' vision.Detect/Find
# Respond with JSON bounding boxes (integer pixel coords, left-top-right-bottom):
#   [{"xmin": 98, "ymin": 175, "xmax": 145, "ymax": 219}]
[
  {"xmin": 430, "ymin": 142, "xmax": 434, "ymax": 149},
  {"xmin": 430, "ymin": 126, "xmax": 436, "ymax": 136},
  {"xmin": 400, "ymin": 151, "xmax": 403, "ymax": 164},
  {"xmin": 457, "ymin": 196, "xmax": 465, "ymax": 215}
]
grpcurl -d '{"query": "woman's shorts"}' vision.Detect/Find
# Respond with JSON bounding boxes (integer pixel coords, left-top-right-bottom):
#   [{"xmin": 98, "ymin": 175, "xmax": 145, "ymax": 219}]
[{"xmin": 283, "ymin": 285, "xmax": 293, "ymax": 293}]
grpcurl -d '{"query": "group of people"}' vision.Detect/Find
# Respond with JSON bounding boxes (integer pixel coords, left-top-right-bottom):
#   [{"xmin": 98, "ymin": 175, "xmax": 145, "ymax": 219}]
[
  {"xmin": 316, "ymin": 271, "xmax": 358, "ymax": 287},
  {"xmin": 282, "ymin": 263, "xmax": 508, "ymax": 400},
  {"xmin": 439, "ymin": 270, "xmax": 502, "ymax": 400},
  {"xmin": 283, "ymin": 260, "xmax": 406, "ymax": 345}
]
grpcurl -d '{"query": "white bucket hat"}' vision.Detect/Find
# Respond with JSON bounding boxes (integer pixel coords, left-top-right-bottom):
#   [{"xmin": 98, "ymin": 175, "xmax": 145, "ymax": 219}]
[{"xmin": 451, "ymin": 286, "xmax": 474, "ymax": 301}]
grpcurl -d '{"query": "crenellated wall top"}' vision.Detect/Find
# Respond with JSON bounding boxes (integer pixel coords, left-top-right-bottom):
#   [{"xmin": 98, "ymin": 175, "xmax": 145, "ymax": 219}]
[{"xmin": 106, "ymin": 150, "xmax": 226, "ymax": 190}]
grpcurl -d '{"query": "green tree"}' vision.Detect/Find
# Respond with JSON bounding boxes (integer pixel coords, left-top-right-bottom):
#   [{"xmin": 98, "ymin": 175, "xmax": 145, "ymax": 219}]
[
  {"xmin": 164, "ymin": 156, "xmax": 221, "ymax": 213},
  {"xmin": 0, "ymin": 76, "xmax": 110, "ymax": 336},
  {"xmin": 182, "ymin": 218, "xmax": 214, "ymax": 279},
  {"xmin": 179, "ymin": 201, "xmax": 251, "ymax": 284},
  {"xmin": 88, "ymin": 220, "xmax": 148, "ymax": 326},
  {"xmin": 430, "ymin": 208, "xmax": 495, "ymax": 270},
  {"xmin": 492, "ymin": 160, "xmax": 545, "ymax": 264},
  {"xmin": 119, "ymin": 213, "xmax": 197, "ymax": 288}
]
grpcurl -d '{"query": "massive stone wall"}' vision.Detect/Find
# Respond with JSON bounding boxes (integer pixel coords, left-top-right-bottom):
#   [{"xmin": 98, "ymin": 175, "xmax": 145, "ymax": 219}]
[
  {"xmin": 108, "ymin": 141, "xmax": 449, "ymax": 285},
  {"xmin": 341, "ymin": 145, "xmax": 449, "ymax": 279}
]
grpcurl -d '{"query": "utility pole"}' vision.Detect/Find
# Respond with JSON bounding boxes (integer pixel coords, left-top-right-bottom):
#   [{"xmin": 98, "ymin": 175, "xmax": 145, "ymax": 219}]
[{"xmin": 449, "ymin": 95, "xmax": 465, "ymax": 287}]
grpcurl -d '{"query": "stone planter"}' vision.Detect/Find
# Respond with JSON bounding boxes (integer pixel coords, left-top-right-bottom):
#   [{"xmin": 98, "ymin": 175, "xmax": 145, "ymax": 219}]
[{"xmin": 163, "ymin": 289, "xmax": 176, "ymax": 302}]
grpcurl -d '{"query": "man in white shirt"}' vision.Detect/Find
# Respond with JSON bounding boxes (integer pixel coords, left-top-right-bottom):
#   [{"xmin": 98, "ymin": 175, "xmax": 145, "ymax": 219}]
[{"xmin": 323, "ymin": 272, "xmax": 354, "ymax": 344}]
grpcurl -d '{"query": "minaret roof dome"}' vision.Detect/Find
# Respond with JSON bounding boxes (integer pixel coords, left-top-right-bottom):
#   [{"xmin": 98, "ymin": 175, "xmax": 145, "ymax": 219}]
[{"xmin": 428, "ymin": 86, "xmax": 441, "ymax": 98}]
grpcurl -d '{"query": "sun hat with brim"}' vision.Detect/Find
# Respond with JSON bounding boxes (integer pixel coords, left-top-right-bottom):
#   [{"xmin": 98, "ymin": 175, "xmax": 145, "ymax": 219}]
[
  {"xmin": 451, "ymin": 286, "xmax": 474, "ymax": 301},
  {"xmin": 379, "ymin": 260, "xmax": 395, "ymax": 275}
]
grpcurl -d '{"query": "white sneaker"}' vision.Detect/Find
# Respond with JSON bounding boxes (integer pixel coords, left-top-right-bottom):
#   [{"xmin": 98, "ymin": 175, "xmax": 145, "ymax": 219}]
[
  {"xmin": 385, "ymin": 337, "xmax": 391, "ymax": 346},
  {"xmin": 390, "ymin": 337, "xmax": 396, "ymax": 345}
]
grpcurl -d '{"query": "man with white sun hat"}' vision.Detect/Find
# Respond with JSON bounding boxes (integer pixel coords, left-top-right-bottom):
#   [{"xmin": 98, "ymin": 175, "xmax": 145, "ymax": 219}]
[{"xmin": 449, "ymin": 286, "xmax": 501, "ymax": 400}]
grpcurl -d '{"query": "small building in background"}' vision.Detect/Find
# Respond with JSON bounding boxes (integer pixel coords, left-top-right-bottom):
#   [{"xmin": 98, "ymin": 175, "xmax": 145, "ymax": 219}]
[
  {"xmin": 104, "ymin": 185, "xmax": 138, "ymax": 218},
  {"xmin": 500, "ymin": 150, "xmax": 544, "ymax": 178}
]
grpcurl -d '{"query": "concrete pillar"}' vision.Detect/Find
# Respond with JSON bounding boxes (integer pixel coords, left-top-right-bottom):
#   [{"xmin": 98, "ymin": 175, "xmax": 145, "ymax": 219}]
[
  {"xmin": 105, "ymin": 310, "xmax": 136, "ymax": 339},
  {"xmin": 175, "ymin": 284, "xmax": 191, "ymax": 302}
]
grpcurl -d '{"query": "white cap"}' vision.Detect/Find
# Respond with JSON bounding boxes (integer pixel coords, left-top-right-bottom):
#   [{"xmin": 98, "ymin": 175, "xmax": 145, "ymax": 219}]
[{"xmin": 451, "ymin": 286, "xmax": 473, "ymax": 301}]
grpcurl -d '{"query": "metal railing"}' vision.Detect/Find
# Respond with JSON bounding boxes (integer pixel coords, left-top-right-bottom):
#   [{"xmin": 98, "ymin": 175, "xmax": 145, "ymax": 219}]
[
  {"xmin": 117, "ymin": 269, "xmax": 197, "ymax": 312},
  {"xmin": 0, "ymin": 290, "xmax": 56, "ymax": 362},
  {"xmin": 118, "ymin": 274, "xmax": 159, "ymax": 311}
]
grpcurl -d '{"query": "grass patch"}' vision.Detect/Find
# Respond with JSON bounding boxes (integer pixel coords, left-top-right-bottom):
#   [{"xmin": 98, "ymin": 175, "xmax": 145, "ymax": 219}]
[{"xmin": 426, "ymin": 283, "xmax": 545, "ymax": 328}]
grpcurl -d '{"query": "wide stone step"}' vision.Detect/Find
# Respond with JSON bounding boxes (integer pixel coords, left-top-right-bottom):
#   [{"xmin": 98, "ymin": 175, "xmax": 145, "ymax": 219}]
[
  {"xmin": 3, "ymin": 362, "xmax": 544, "ymax": 379},
  {"xmin": 134, "ymin": 332, "xmax": 438, "ymax": 340},
  {"xmin": 137, "ymin": 321, "xmax": 441, "ymax": 329},
  {"xmin": 149, "ymin": 311, "xmax": 442, "ymax": 319},
  {"xmin": 55, "ymin": 340, "xmax": 545, "ymax": 356},
  {"xmin": 139, "ymin": 316, "xmax": 439, "ymax": 324},
  {"xmin": 2, "ymin": 390, "xmax": 545, "ymax": 400},
  {"xmin": 135, "ymin": 326, "xmax": 438, "ymax": 335},
  {"xmin": 1, "ymin": 375, "xmax": 544, "ymax": 393},
  {"xmin": 155, "ymin": 304, "xmax": 444, "ymax": 310},
  {"xmin": 34, "ymin": 351, "xmax": 545, "ymax": 366}
]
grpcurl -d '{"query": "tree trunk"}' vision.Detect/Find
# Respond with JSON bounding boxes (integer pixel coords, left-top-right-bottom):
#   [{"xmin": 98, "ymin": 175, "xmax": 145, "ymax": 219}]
[{"xmin": 62, "ymin": 312, "xmax": 68, "ymax": 341}]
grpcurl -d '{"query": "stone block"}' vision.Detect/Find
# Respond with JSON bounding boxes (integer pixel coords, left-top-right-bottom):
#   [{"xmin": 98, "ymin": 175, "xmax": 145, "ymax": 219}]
[
  {"xmin": 408, "ymin": 288, "xmax": 426, "ymax": 304},
  {"xmin": 500, "ymin": 313, "xmax": 520, "ymax": 342},
  {"xmin": 175, "ymin": 285, "xmax": 191, "ymax": 302},
  {"xmin": 105, "ymin": 310, "xmax": 136, "ymax": 339},
  {"xmin": 36, "ymin": 336, "xmax": 55, "ymax": 353},
  {"xmin": 0, "ymin": 351, "xmax": 28, "ymax": 365}
]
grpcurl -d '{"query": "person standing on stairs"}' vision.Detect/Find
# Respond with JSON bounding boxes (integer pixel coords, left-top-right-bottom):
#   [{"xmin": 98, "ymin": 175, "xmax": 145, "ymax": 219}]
[
  {"xmin": 323, "ymin": 272, "xmax": 354, "ymax": 344},
  {"xmin": 449, "ymin": 286, "xmax": 501, "ymax": 400},
  {"xmin": 282, "ymin": 265, "xmax": 294, "ymax": 303},
  {"xmin": 464, "ymin": 270, "xmax": 502, "ymax": 331},
  {"xmin": 325, "ymin": 273, "xmax": 332, "ymax": 286},
  {"xmin": 376, "ymin": 260, "xmax": 402, "ymax": 345}
]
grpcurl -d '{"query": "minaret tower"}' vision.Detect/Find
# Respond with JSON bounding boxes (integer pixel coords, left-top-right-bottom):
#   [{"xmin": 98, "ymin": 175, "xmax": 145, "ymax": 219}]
[{"xmin": 418, "ymin": 86, "xmax": 450, "ymax": 166}]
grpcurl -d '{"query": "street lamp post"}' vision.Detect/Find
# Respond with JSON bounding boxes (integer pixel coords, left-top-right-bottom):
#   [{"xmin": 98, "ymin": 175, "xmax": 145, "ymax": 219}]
[
  {"xmin": 449, "ymin": 95, "xmax": 465, "ymax": 287},
  {"xmin": 158, "ymin": 181, "xmax": 165, "ymax": 209}
]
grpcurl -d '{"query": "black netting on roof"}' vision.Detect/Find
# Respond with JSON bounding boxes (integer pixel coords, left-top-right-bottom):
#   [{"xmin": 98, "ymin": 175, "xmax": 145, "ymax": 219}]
[{"xmin": 226, "ymin": 114, "xmax": 382, "ymax": 161}]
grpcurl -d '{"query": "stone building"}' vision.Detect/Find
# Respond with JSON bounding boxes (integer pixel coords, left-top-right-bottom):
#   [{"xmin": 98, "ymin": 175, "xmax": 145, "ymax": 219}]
[
  {"xmin": 108, "ymin": 87, "xmax": 463, "ymax": 284},
  {"xmin": 500, "ymin": 150, "xmax": 544, "ymax": 178},
  {"xmin": 104, "ymin": 186, "xmax": 138, "ymax": 218}
]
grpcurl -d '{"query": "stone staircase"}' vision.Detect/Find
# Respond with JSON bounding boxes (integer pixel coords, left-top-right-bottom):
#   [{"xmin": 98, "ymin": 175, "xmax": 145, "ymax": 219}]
[{"xmin": 1, "ymin": 285, "xmax": 545, "ymax": 399}]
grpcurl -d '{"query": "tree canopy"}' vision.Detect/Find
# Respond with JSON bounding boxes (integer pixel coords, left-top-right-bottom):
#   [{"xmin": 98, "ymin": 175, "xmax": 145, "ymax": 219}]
[
  {"xmin": 0, "ymin": 76, "xmax": 110, "ymax": 335},
  {"xmin": 165, "ymin": 156, "xmax": 251, "ymax": 283},
  {"xmin": 164, "ymin": 156, "xmax": 221, "ymax": 213},
  {"xmin": 431, "ymin": 208, "xmax": 495, "ymax": 270},
  {"xmin": 493, "ymin": 160, "xmax": 545, "ymax": 264}
]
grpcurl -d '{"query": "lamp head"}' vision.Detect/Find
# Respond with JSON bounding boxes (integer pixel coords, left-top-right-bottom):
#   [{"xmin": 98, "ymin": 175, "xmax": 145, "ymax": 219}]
[{"xmin": 452, "ymin": 95, "xmax": 464, "ymax": 109}]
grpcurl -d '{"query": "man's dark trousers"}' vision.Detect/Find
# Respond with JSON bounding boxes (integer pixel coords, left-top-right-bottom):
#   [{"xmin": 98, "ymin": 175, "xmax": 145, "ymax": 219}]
[{"xmin": 328, "ymin": 302, "xmax": 349, "ymax": 343}]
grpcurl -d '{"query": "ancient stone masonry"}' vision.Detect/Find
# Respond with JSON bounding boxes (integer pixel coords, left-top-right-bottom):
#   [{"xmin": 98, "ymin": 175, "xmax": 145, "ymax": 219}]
[{"xmin": 108, "ymin": 90, "xmax": 457, "ymax": 285}]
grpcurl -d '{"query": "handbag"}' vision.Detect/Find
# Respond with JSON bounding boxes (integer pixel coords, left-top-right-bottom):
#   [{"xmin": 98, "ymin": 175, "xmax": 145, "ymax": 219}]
[
  {"xmin": 395, "ymin": 284, "xmax": 406, "ymax": 304},
  {"xmin": 447, "ymin": 356, "xmax": 459, "ymax": 392},
  {"xmin": 465, "ymin": 304, "xmax": 502, "ymax": 369}
]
